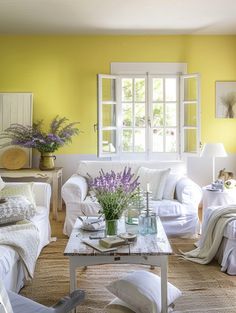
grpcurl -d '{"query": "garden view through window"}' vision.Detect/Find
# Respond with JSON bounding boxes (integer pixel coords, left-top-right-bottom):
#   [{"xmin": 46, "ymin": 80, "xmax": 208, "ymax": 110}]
[{"xmin": 121, "ymin": 76, "xmax": 177, "ymax": 154}]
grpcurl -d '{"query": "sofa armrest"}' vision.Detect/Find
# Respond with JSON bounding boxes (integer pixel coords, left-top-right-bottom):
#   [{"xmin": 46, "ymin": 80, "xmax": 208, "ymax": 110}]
[
  {"xmin": 175, "ymin": 177, "xmax": 202, "ymax": 209},
  {"xmin": 62, "ymin": 174, "xmax": 88, "ymax": 204}
]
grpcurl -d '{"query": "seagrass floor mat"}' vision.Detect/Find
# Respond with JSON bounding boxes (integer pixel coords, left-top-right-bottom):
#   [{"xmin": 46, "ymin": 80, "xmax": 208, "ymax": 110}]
[{"xmin": 20, "ymin": 214, "xmax": 236, "ymax": 313}]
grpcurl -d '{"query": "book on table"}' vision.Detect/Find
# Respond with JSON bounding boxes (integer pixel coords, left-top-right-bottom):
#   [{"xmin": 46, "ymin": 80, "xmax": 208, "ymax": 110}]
[{"xmin": 82, "ymin": 239, "xmax": 118, "ymax": 253}]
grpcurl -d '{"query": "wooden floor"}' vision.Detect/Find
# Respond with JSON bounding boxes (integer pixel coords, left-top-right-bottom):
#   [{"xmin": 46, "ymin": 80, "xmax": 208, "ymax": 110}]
[{"xmin": 20, "ymin": 209, "xmax": 236, "ymax": 313}]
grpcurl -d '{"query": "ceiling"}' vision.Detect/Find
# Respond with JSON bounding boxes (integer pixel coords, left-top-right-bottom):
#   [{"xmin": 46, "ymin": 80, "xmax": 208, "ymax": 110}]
[{"xmin": 1, "ymin": 0, "xmax": 236, "ymax": 35}]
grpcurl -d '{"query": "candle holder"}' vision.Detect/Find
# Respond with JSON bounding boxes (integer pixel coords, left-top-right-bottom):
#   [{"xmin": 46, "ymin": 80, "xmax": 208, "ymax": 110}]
[
  {"xmin": 125, "ymin": 188, "xmax": 145, "ymax": 225},
  {"xmin": 138, "ymin": 190, "xmax": 157, "ymax": 235}
]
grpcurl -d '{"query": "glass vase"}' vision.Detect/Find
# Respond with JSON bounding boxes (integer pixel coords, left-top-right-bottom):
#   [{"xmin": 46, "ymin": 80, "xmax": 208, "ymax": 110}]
[{"xmin": 105, "ymin": 219, "xmax": 118, "ymax": 237}]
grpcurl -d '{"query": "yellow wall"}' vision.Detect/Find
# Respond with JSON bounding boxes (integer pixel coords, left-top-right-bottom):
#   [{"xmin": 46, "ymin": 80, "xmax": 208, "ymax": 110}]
[{"xmin": 0, "ymin": 35, "xmax": 236, "ymax": 154}]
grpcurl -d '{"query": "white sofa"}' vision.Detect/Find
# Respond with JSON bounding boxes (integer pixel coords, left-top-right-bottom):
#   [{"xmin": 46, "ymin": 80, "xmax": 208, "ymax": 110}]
[
  {"xmin": 0, "ymin": 182, "xmax": 51, "ymax": 292},
  {"xmin": 62, "ymin": 160, "xmax": 202, "ymax": 238}
]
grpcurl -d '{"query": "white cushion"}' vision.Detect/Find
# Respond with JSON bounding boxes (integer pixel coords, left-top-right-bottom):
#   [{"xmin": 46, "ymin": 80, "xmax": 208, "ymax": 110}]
[
  {"xmin": 105, "ymin": 298, "xmax": 175, "ymax": 313},
  {"xmin": 0, "ymin": 183, "xmax": 36, "ymax": 208},
  {"xmin": 105, "ymin": 298, "xmax": 135, "ymax": 313},
  {"xmin": 163, "ymin": 174, "xmax": 181, "ymax": 200},
  {"xmin": 137, "ymin": 167, "xmax": 170, "ymax": 200},
  {"xmin": 150, "ymin": 199, "xmax": 187, "ymax": 217},
  {"xmin": 0, "ymin": 176, "xmax": 5, "ymax": 192},
  {"xmin": 106, "ymin": 270, "xmax": 182, "ymax": 313},
  {"xmin": 76, "ymin": 160, "xmax": 186, "ymax": 180},
  {"xmin": 0, "ymin": 196, "xmax": 36, "ymax": 225}
]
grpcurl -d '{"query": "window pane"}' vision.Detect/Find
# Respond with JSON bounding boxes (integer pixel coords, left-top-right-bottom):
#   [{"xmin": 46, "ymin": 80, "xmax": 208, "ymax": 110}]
[
  {"xmin": 184, "ymin": 102, "xmax": 197, "ymax": 126},
  {"xmin": 102, "ymin": 78, "xmax": 116, "ymax": 102},
  {"xmin": 184, "ymin": 129, "xmax": 197, "ymax": 153},
  {"xmin": 165, "ymin": 128, "xmax": 177, "ymax": 152},
  {"xmin": 134, "ymin": 129, "xmax": 145, "ymax": 152},
  {"xmin": 135, "ymin": 78, "xmax": 145, "ymax": 102},
  {"xmin": 122, "ymin": 129, "xmax": 133, "ymax": 152},
  {"xmin": 153, "ymin": 78, "xmax": 163, "ymax": 101},
  {"xmin": 122, "ymin": 103, "xmax": 132, "ymax": 127},
  {"xmin": 165, "ymin": 78, "xmax": 176, "ymax": 101},
  {"xmin": 166, "ymin": 102, "xmax": 176, "ymax": 126},
  {"xmin": 102, "ymin": 103, "xmax": 116, "ymax": 127},
  {"xmin": 122, "ymin": 78, "xmax": 133, "ymax": 101},
  {"xmin": 153, "ymin": 103, "xmax": 164, "ymax": 127},
  {"xmin": 152, "ymin": 128, "xmax": 163, "ymax": 152},
  {"xmin": 184, "ymin": 77, "xmax": 197, "ymax": 101},
  {"xmin": 135, "ymin": 103, "xmax": 145, "ymax": 127},
  {"xmin": 102, "ymin": 130, "xmax": 116, "ymax": 153}
]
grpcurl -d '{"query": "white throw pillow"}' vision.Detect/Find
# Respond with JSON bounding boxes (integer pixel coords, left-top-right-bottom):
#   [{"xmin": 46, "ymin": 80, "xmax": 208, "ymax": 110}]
[
  {"xmin": 106, "ymin": 270, "xmax": 182, "ymax": 313},
  {"xmin": 163, "ymin": 174, "xmax": 181, "ymax": 200},
  {"xmin": 0, "ymin": 176, "xmax": 5, "ymax": 191},
  {"xmin": 105, "ymin": 298, "xmax": 135, "ymax": 313},
  {"xmin": 105, "ymin": 298, "xmax": 175, "ymax": 313},
  {"xmin": 137, "ymin": 167, "xmax": 170, "ymax": 200},
  {"xmin": 0, "ymin": 183, "xmax": 36, "ymax": 208}
]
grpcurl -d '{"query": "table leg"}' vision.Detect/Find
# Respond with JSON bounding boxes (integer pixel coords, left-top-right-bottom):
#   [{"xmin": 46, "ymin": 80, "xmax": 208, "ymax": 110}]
[
  {"xmin": 58, "ymin": 171, "xmax": 62, "ymax": 211},
  {"xmin": 69, "ymin": 258, "xmax": 77, "ymax": 313},
  {"xmin": 52, "ymin": 172, "xmax": 59, "ymax": 221},
  {"xmin": 160, "ymin": 255, "xmax": 168, "ymax": 313}
]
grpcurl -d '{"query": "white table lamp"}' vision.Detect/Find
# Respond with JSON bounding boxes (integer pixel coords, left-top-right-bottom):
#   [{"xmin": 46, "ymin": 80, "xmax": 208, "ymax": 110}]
[{"xmin": 200, "ymin": 143, "xmax": 227, "ymax": 182}]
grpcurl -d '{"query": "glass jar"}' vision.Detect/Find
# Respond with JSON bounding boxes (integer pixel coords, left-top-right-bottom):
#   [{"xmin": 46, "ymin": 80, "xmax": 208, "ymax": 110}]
[
  {"xmin": 138, "ymin": 212, "xmax": 157, "ymax": 235},
  {"xmin": 125, "ymin": 206, "xmax": 141, "ymax": 225}
]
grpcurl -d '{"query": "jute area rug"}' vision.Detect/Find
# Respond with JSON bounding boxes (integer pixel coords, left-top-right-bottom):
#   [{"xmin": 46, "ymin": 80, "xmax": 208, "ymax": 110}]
[{"xmin": 20, "ymin": 216, "xmax": 236, "ymax": 313}]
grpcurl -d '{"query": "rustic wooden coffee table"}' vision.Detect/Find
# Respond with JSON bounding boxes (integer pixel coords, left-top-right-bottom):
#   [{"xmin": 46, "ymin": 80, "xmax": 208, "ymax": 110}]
[{"xmin": 64, "ymin": 217, "xmax": 172, "ymax": 313}]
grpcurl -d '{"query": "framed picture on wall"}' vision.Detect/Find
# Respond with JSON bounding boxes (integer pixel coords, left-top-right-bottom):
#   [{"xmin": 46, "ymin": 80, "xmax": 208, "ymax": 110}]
[{"xmin": 216, "ymin": 81, "xmax": 236, "ymax": 118}]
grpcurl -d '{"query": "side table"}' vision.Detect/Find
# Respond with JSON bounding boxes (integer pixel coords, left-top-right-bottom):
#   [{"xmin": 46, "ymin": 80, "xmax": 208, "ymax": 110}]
[
  {"xmin": 202, "ymin": 186, "xmax": 236, "ymax": 226},
  {"xmin": 202, "ymin": 186, "xmax": 236, "ymax": 211},
  {"xmin": 0, "ymin": 167, "xmax": 63, "ymax": 221}
]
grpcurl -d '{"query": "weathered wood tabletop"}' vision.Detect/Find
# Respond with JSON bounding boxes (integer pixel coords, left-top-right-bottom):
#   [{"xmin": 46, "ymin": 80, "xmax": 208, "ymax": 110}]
[{"xmin": 64, "ymin": 216, "xmax": 172, "ymax": 256}]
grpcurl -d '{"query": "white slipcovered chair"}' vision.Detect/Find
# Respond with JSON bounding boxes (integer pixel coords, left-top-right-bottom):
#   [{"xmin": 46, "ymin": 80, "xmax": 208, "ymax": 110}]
[{"xmin": 0, "ymin": 280, "xmax": 85, "ymax": 313}]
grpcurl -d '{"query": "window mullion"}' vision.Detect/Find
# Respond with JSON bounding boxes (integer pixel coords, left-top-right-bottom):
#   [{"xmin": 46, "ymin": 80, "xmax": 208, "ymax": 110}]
[
  {"xmin": 163, "ymin": 78, "xmax": 166, "ymax": 153},
  {"xmin": 132, "ymin": 78, "xmax": 135, "ymax": 153},
  {"xmin": 147, "ymin": 73, "xmax": 151, "ymax": 159}
]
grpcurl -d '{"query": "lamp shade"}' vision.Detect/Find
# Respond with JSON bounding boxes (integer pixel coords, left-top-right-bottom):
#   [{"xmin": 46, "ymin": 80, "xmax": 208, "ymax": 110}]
[{"xmin": 200, "ymin": 143, "xmax": 227, "ymax": 158}]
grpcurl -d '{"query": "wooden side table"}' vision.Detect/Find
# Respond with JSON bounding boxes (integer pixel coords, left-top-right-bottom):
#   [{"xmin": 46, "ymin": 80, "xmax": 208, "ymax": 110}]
[{"xmin": 0, "ymin": 167, "xmax": 63, "ymax": 221}]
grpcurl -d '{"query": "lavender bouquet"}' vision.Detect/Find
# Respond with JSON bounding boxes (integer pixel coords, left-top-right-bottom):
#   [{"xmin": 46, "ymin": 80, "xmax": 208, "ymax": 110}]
[
  {"xmin": 89, "ymin": 167, "xmax": 140, "ymax": 220},
  {"xmin": 0, "ymin": 116, "xmax": 80, "ymax": 153}
]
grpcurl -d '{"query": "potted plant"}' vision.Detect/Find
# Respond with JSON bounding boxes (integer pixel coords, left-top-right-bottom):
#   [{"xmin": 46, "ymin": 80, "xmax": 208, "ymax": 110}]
[
  {"xmin": 0, "ymin": 116, "xmax": 80, "ymax": 170},
  {"xmin": 88, "ymin": 167, "xmax": 140, "ymax": 236}
]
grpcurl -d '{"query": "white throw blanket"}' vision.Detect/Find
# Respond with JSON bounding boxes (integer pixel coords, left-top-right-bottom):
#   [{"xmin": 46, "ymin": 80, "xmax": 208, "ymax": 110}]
[
  {"xmin": 182, "ymin": 205, "xmax": 236, "ymax": 264},
  {"xmin": 0, "ymin": 220, "xmax": 40, "ymax": 280}
]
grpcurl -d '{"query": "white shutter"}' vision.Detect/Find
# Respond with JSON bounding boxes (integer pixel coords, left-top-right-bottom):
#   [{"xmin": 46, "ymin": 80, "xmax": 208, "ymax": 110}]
[
  {"xmin": 0, "ymin": 93, "xmax": 33, "ymax": 168},
  {"xmin": 180, "ymin": 74, "xmax": 201, "ymax": 157},
  {"xmin": 97, "ymin": 74, "xmax": 119, "ymax": 158}
]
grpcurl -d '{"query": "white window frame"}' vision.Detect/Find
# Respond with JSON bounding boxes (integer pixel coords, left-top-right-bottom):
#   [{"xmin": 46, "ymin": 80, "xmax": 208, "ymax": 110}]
[
  {"xmin": 180, "ymin": 73, "xmax": 201, "ymax": 157},
  {"xmin": 97, "ymin": 63, "xmax": 200, "ymax": 160}
]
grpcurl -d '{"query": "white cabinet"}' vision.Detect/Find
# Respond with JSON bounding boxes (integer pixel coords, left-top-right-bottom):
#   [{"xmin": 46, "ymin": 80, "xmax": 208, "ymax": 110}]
[{"xmin": 0, "ymin": 93, "xmax": 33, "ymax": 168}]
